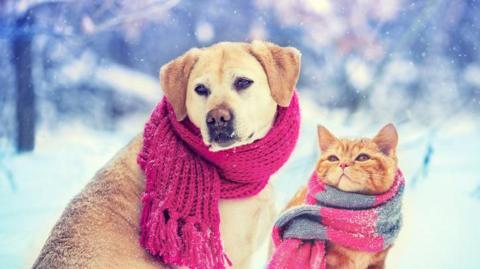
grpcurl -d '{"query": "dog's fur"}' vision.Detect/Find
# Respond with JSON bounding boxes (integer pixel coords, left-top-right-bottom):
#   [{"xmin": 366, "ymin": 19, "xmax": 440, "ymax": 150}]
[
  {"xmin": 32, "ymin": 41, "xmax": 301, "ymax": 269},
  {"xmin": 164, "ymin": 41, "xmax": 300, "ymax": 151}
]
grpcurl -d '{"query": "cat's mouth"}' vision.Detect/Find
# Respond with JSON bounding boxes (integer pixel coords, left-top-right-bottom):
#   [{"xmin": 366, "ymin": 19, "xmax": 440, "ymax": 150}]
[
  {"xmin": 339, "ymin": 173, "xmax": 352, "ymax": 182},
  {"xmin": 336, "ymin": 173, "xmax": 366, "ymax": 193},
  {"xmin": 336, "ymin": 173, "xmax": 356, "ymax": 187}
]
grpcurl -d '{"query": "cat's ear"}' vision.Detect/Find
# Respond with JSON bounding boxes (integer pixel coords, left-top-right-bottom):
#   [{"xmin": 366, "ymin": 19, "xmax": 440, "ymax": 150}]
[
  {"xmin": 317, "ymin": 125, "xmax": 337, "ymax": 152},
  {"xmin": 373, "ymin": 123, "xmax": 398, "ymax": 155}
]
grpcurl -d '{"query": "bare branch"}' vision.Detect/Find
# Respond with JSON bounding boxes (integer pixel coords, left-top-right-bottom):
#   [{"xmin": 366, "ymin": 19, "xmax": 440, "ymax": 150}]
[{"xmin": 84, "ymin": 0, "xmax": 181, "ymax": 34}]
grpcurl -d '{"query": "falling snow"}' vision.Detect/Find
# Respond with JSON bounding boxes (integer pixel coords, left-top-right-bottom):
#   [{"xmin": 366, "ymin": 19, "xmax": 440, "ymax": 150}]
[{"xmin": 1, "ymin": 0, "xmax": 480, "ymax": 268}]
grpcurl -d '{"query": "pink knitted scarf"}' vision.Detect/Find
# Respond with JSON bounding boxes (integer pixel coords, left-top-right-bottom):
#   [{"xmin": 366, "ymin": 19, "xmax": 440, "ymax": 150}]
[
  {"xmin": 138, "ymin": 93, "xmax": 300, "ymax": 269},
  {"xmin": 268, "ymin": 170, "xmax": 405, "ymax": 269}
]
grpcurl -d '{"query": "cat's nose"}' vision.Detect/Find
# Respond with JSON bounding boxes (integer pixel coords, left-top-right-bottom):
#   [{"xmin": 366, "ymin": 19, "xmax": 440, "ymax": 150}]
[{"xmin": 339, "ymin": 163, "xmax": 349, "ymax": 169}]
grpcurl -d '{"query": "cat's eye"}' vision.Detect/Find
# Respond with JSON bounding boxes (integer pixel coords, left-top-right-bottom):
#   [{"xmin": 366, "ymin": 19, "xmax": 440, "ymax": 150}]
[
  {"xmin": 327, "ymin": 155, "xmax": 339, "ymax": 162},
  {"xmin": 355, "ymin": 153, "xmax": 370, "ymax": 161},
  {"xmin": 233, "ymin": 77, "xmax": 254, "ymax": 91},
  {"xmin": 194, "ymin": 84, "xmax": 210, "ymax": 96}
]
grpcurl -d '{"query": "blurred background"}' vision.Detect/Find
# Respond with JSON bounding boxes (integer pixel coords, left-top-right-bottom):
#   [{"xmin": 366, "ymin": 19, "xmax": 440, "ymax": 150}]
[{"xmin": 0, "ymin": 0, "xmax": 479, "ymax": 268}]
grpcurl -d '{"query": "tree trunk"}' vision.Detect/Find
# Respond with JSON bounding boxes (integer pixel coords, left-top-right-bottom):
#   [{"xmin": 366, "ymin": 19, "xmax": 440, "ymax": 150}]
[{"xmin": 12, "ymin": 14, "xmax": 35, "ymax": 152}]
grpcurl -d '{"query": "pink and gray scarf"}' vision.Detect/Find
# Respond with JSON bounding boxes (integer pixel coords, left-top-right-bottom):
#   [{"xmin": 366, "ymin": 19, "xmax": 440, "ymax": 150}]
[
  {"xmin": 269, "ymin": 170, "xmax": 405, "ymax": 269},
  {"xmin": 138, "ymin": 93, "xmax": 300, "ymax": 269}
]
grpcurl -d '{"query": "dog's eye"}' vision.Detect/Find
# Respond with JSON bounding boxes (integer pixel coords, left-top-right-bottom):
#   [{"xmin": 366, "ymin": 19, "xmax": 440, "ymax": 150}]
[
  {"xmin": 194, "ymin": 84, "xmax": 210, "ymax": 96},
  {"xmin": 233, "ymin": 77, "xmax": 253, "ymax": 91},
  {"xmin": 327, "ymin": 155, "xmax": 339, "ymax": 162},
  {"xmin": 355, "ymin": 153, "xmax": 370, "ymax": 161}
]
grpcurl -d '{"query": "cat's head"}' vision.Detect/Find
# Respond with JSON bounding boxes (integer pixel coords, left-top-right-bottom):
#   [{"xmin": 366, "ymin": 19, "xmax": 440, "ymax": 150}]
[{"xmin": 316, "ymin": 124, "xmax": 398, "ymax": 195}]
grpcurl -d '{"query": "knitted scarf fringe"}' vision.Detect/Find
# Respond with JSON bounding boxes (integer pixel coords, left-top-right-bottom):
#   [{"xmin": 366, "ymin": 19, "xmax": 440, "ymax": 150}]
[{"xmin": 141, "ymin": 193, "xmax": 227, "ymax": 268}]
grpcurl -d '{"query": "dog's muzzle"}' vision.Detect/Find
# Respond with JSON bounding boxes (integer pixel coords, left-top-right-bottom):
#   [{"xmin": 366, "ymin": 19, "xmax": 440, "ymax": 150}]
[{"xmin": 206, "ymin": 106, "xmax": 237, "ymax": 147}]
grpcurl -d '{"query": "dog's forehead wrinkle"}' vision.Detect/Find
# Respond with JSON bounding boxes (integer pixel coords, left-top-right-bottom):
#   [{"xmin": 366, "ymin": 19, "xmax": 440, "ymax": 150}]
[
  {"xmin": 195, "ymin": 46, "xmax": 263, "ymax": 89},
  {"xmin": 207, "ymin": 92, "xmax": 236, "ymax": 110},
  {"xmin": 219, "ymin": 49, "xmax": 226, "ymax": 83},
  {"xmin": 192, "ymin": 75, "xmax": 211, "ymax": 87}
]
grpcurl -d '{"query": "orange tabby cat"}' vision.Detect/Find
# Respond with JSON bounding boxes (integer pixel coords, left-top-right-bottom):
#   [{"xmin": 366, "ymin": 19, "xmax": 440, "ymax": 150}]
[{"xmin": 286, "ymin": 123, "xmax": 399, "ymax": 269}]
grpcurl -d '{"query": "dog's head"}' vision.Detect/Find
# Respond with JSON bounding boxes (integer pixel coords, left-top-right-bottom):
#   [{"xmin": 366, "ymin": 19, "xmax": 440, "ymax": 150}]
[{"xmin": 160, "ymin": 41, "xmax": 301, "ymax": 151}]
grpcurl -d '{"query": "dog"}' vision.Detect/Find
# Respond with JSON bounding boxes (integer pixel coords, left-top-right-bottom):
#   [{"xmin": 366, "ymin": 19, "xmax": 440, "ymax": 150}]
[{"xmin": 32, "ymin": 40, "xmax": 301, "ymax": 269}]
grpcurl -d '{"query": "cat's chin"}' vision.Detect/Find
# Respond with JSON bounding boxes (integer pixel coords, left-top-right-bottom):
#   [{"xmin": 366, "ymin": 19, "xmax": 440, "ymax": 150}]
[
  {"xmin": 338, "ymin": 174, "xmax": 355, "ymax": 185},
  {"xmin": 337, "ymin": 175, "xmax": 363, "ymax": 193},
  {"xmin": 339, "ymin": 174, "xmax": 351, "ymax": 181}
]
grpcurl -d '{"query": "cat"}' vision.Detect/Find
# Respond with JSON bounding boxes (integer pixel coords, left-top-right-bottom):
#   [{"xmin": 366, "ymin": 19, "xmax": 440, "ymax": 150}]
[{"xmin": 286, "ymin": 123, "xmax": 399, "ymax": 269}]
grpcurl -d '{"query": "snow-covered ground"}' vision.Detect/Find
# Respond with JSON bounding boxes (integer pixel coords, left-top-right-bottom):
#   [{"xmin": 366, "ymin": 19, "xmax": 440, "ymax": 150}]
[{"xmin": 1, "ymin": 94, "xmax": 479, "ymax": 268}]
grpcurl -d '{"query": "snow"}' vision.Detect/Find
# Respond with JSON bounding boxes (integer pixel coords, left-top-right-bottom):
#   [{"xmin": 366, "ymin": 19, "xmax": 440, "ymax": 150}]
[
  {"xmin": 463, "ymin": 64, "xmax": 480, "ymax": 88},
  {"xmin": 1, "ymin": 0, "xmax": 480, "ymax": 268},
  {"xmin": 0, "ymin": 119, "xmax": 145, "ymax": 268},
  {"xmin": 345, "ymin": 57, "xmax": 373, "ymax": 91},
  {"xmin": 59, "ymin": 51, "xmax": 161, "ymax": 102},
  {"xmin": 195, "ymin": 21, "xmax": 215, "ymax": 44},
  {"xmin": 94, "ymin": 65, "xmax": 161, "ymax": 102},
  {"xmin": 1, "ymin": 94, "xmax": 479, "ymax": 268}
]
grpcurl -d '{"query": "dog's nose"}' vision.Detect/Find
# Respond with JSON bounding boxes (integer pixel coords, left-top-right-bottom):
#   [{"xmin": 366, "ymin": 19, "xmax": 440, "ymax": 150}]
[
  {"xmin": 206, "ymin": 107, "xmax": 235, "ymax": 144},
  {"xmin": 206, "ymin": 107, "xmax": 233, "ymax": 128}
]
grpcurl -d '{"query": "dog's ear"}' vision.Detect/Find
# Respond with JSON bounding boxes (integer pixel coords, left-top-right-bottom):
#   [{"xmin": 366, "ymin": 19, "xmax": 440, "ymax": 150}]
[
  {"xmin": 160, "ymin": 48, "xmax": 200, "ymax": 121},
  {"xmin": 248, "ymin": 40, "xmax": 301, "ymax": 107}
]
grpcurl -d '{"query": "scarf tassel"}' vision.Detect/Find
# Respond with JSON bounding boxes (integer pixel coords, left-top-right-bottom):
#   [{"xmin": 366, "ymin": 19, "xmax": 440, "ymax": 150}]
[
  {"xmin": 181, "ymin": 222, "xmax": 226, "ymax": 269},
  {"xmin": 141, "ymin": 195, "xmax": 227, "ymax": 268},
  {"xmin": 268, "ymin": 239, "xmax": 326, "ymax": 269}
]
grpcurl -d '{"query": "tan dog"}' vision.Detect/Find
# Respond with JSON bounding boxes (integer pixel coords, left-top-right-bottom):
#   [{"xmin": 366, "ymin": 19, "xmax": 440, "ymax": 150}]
[{"xmin": 32, "ymin": 41, "xmax": 301, "ymax": 269}]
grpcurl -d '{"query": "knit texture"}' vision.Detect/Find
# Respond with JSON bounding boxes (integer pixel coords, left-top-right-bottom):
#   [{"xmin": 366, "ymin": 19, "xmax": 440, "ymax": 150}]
[
  {"xmin": 138, "ymin": 92, "xmax": 300, "ymax": 269},
  {"xmin": 268, "ymin": 170, "xmax": 405, "ymax": 269}
]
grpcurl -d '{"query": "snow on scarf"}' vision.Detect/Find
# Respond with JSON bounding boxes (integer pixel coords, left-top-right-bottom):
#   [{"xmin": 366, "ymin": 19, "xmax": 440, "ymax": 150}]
[
  {"xmin": 138, "ymin": 92, "xmax": 300, "ymax": 269},
  {"xmin": 269, "ymin": 170, "xmax": 405, "ymax": 269}
]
